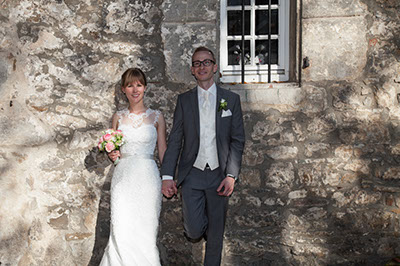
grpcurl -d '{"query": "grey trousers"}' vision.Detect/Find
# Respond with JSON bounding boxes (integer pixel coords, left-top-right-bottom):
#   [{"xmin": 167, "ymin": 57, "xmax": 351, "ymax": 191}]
[{"xmin": 181, "ymin": 166, "xmax": 229, "ymax": 266}]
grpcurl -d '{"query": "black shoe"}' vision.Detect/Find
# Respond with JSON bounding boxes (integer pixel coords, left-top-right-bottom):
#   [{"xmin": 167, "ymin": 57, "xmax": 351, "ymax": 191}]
[{"xmin": 183, "ymin": 232, "xmax": 203, "ymax": 243}]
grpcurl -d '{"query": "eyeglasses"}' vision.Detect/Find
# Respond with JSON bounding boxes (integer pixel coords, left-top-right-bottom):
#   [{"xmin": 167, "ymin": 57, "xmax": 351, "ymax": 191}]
[{"xmin": 192, "ymin": 59, "xmax": 215, "ymax": 67}]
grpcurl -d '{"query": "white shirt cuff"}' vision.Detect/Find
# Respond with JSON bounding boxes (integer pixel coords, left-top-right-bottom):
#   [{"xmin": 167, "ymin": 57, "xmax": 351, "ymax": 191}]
[
  {"xmin": 162, "ymin": 175, "xmax": 174, "ymax": 181},
  {"xmin": 227, "ymin": 174, "xmax": 237, "ymax": 181}
]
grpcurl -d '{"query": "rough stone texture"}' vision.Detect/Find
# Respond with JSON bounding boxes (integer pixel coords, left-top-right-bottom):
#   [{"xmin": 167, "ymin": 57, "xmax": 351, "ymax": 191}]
[
  {"xmin": 303, "ymin": 16, "xmax": 368, "ymax": 81},
  {"xmin": 303, "ymin": 0, "xmax": 365, "ymax": 17},
  {"xmin": 1, "ymin": 0, "xmax": 400, "ymax": 265}
]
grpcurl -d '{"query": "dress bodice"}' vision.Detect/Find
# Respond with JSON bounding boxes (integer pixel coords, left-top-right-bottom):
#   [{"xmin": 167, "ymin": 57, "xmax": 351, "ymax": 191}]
[{"xmin": 116, "ymin": 108, "xmax": 160, "ymax": 156}]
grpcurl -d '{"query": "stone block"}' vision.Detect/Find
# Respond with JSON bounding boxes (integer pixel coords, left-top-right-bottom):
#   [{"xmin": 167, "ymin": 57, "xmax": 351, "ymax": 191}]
[
  {"xmin": 333, "ymin": 188, "xmax": 382, "ymax": 207},
  {"xmin": 304, "ymin": 142, "xmax": 331, "ymax": 157},
  {"xmin": 303, "ymin": 0, "xmax": 365, "ymax": 18},
  {"xmin": 266, "ymin": 146, "xmax": 298, "ymax": 160},
  {"xmin": 239, "ymin": 167, "xmax": 261, "ymax": 187},
  {"xmin": 307, "ymin": 113, "xmax": 337, "ymax": 135},
  {"xmin": 382, "ymin": 167, "xmax": 400, "ymax": 180},
  {"xmin": 162, "ymin": 0, "xmax": 217, "ymax": 23},
  {"xmin": 338, "ymin": 121, "xmax": 390, "ymax": 144},
  {"xmin": 297, "ymin": 163, "xmax": 324, "ymax": 186},
  {"xmin": 246, "ymin": 87, "xmax": 302, "ymax": 106},
  {"xmin": 265, "ymin": 162, "xmax": 295, "ymax": 190},
  {"xmin": 342, "ymin": 159, "xmax": 370, "ymax": 175},
  {"xmin": 334, "ymin": 145, "xmax": 353, "ymax": 160},
  {"xmin": 299, "ymin": 85, "xmax": 327, "ymax": 113},
  {"xmin": 161, "ymin": 23, "xmax": 217, "ymax": 83},
  {"xmin": 0, "ymin": 57, "xmax": 9, "ymax": 90},
  {"xmin": 222, "ymin": 84, "xmax": 303, "ymax": 111},
  {"xmin": 48, "ymin": 213, "xmax": 69, "ymax": 230},
  {"xmin": 302, "ymin": 16, "xmax": 368, "ymax": 81},
  {"xmin": 65, "ymin": 232, "xmax": 92, "ymax": 241},
  {"xmin": 242, "ymin": 142, "xmax": 265, "ymax": 166},
  {"xmin": 251, "ymin": 120, "xmax": 284, "ymax": 141},
  {"xmin": 186, "ymin": 0, "xmax": 218, "ymax": 22},
  {"xmin": 162, "ymin": 0, "xmax": 188, "ymax": 22},
  {"xmin": 288, "ymin": 189, "xmax": 308, "ymax": 199},
  {"xmin": 0, "ymin": 101, "xmax": 55, "ymax": 147}
]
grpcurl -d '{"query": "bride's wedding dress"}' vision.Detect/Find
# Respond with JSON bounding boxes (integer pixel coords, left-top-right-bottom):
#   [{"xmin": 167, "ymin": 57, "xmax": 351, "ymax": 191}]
[{"xmin": 100, "ymin": 108, "xmax": 162, "ymax": 266}]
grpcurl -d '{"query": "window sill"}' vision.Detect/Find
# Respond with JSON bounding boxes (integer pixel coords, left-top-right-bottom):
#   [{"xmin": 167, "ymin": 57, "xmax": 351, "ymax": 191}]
[{"xmin": 220, "ymin": 82, "xmax": 302, "ymax": 111}]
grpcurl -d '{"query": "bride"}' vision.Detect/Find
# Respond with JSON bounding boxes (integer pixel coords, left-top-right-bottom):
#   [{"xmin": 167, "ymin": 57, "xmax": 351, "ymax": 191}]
[{"xmin": 100, "ymin": 68, "xmax": 167, "ymax": 265}]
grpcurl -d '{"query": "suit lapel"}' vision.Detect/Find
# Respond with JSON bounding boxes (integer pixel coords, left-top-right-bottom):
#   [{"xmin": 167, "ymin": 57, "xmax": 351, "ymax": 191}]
[
  {"xmin": 190, "ymin": 87, "xmax": 200, "ymax": 136},
  {"xmin": 216, "ymin": 86, "xmax": 223, "ymax": 139}
]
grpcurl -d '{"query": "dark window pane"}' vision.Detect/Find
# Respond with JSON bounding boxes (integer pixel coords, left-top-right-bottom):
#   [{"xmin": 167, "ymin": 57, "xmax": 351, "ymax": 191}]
[
  {"xmin": 255, "ymin": 40, "xmax": 278, "ymax": 64},
  {"xmin": 228, "ymin": 0, "xmax": 250, "ymax": 6},
  {"xmin": 255, "ymin": 9, "xmax": 278, "ymax": 35},
  {"xmin": 228, "ymin": 40, "xmax": 251, "ymax": 65},
  {"xmin": 228, "ymin": 10, "xmax": 250, "ymax": 36},
  {"xmin": 255, "ymin": 0, "xmax": 279, "ymax": 5}
]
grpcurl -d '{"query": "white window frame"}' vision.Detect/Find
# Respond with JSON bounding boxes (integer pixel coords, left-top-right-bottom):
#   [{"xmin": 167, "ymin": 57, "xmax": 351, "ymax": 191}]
[{"xmin": 220, "ymin": 0, "xmax": 290, "ymax": 83}]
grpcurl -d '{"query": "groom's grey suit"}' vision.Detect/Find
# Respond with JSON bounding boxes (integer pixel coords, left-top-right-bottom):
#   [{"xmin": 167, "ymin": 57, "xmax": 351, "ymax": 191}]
[{"xmin": 161, "ymin": 85, "xmax": 245, "ymax": 265}]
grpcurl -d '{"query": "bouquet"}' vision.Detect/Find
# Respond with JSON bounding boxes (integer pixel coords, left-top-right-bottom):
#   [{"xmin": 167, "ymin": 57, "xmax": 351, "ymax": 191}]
[{"xmin": 98, "ymin": 129, "xmax": 125, "ymax": 165}]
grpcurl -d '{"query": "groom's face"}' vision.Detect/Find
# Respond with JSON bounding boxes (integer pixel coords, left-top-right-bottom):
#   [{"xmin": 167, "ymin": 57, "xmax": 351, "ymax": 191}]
[{"xmin": 191, "ymin": 51, "xmax": 218, "ymax": 83}]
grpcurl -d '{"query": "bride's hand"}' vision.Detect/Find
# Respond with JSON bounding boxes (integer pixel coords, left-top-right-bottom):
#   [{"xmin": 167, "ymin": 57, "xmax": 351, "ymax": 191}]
[
  {"xmin": 162, "ymin": 180, "xmax": 177, "ymax": 198},
  {"xmin": 108, "ymin": 150, "xmax": 120, "ymax": 162}
]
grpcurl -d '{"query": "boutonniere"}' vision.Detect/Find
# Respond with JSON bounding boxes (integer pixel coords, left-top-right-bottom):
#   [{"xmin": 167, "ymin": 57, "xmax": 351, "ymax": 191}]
[{"xmin": 218, "ymin": 98, "xmax": 228, "ymax": 112}]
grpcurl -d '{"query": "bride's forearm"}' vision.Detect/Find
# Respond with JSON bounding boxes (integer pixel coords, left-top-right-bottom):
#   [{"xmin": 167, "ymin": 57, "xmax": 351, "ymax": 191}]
[{"xmin": 158, "ymin": 145, "xmax": 166, "ymax": 164}]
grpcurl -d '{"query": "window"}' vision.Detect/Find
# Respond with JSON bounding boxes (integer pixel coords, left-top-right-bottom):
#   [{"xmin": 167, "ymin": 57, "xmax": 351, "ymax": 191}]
[{"xmin": 220, "ymin": 0, "xmax": 292, "ymax": 83}]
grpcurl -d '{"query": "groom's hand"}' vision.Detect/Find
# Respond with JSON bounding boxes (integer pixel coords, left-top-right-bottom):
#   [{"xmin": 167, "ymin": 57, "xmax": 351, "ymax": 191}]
[
  {"xmin": 217, "ymin": 176, "xmax": 235, "ymax": 197},
  {"xmin": 162, "ymin": 180, "xmax": 177, "ymax": 198}
]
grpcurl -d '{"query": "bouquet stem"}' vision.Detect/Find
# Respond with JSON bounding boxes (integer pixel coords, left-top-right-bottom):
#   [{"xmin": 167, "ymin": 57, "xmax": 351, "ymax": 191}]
[{"xmin": 114, "ymin": 157, "xmax": 120, "ymax": 166}]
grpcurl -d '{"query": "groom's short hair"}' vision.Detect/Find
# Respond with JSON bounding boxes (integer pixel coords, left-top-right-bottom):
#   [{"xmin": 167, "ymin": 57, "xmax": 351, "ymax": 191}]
[{"xmin": 192, "ymin": 46, "xmax": 216, "ymax": 62}]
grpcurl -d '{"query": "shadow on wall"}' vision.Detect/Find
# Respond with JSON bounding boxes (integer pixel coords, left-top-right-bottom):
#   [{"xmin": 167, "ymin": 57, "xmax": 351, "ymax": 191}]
[
  {"xmin": 218, "ymin": 95, "xmax": 400, "ymax": 265},
  {"xmin": 85, "ymin": 146, "xmax": 113, "ymax": 266},
  {"xmin": 85, "ymin": 147, "xmax": 113, "ymax": 266}
]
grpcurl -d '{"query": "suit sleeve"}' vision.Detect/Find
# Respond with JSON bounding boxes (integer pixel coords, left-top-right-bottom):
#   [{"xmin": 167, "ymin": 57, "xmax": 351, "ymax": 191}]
[
  {"xmin": 226, "ymin": 94, "xmax": 245, "ymax": 178},
  {"xmin": 160, "ymin": 95, "xmax": 184, "ymax": 178}
]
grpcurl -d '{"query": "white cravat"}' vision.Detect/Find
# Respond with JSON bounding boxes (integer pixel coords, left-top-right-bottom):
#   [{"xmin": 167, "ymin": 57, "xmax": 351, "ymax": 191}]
[
  {"xmin": 193, "ymin": 84, "xmax": 219, "ymax": 171},
  {"xmin": 202, "ymin": 90, "xmax": 210, "ymax": 109}
]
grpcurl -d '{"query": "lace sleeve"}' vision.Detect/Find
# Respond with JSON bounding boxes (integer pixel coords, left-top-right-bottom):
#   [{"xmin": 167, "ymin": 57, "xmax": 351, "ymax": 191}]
[
  {"xmin": 116, "ymin": 109, "xmax": 128, "ymax": 126},
  {"xmin": 153, "ymin": 110, "xmax": 161, "ymax": 126}
]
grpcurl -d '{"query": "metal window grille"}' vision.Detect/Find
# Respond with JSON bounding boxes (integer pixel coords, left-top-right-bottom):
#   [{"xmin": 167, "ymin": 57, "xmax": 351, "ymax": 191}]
[
  {"xmin": 221, "ymin": 0, "xmax": 292, "ymax": 83},
  {"xmin": 240, "ymin": 0, "xmax": 273, "ymax": 83}
]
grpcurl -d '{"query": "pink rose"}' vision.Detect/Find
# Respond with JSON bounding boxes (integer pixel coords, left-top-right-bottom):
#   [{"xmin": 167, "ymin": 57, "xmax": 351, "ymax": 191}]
[
  {"xmin": 99, "ymin": 136, "xmax": 104, "ymax": 143},
  {"xmin": 105, "ymin": 142, "xmax": 115, "ymax": 152},
  {"xmin": 103, "ymin": 133, "xmax": 112, "ymax": 141}
]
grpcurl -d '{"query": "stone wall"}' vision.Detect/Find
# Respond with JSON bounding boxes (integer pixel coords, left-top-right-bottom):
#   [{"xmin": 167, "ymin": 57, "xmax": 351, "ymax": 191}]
[{"xmin": 1, "ymin": 0, "xmax": 400, "ymax": 265}]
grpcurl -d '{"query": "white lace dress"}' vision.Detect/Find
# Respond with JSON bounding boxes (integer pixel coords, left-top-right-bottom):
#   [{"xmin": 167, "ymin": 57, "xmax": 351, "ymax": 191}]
[{"xmin": 100, "ymin": 108, "xmax": 162, "ymax": 266}]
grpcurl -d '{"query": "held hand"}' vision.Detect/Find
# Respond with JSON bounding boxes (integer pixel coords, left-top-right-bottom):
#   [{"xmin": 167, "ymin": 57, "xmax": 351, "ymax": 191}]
[
  {"xmin": 107, "ymin": 150, "xmax": 120, "ymax": 162},
  {"xmin": 162, "ymin": 180, "xmax": 178, "ymax": 198},
  {"xmin": 217, "ymin": 176, "xmax": 235, "ymax": 197}
]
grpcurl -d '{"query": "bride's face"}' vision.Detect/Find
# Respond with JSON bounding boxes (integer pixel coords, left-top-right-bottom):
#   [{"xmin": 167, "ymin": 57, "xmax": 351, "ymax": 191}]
[{"xmin": 122, "ymin": 80, "xmax": 146, "ymax": 104}]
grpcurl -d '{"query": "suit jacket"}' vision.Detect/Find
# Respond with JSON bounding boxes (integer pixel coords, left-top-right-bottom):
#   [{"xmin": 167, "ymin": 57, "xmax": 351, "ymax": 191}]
[{"xmin": 161, "ymin": 85, "xmax": 245, "ymax": 187}]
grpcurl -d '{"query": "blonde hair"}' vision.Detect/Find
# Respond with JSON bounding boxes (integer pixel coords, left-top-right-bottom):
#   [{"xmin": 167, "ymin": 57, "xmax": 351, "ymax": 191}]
[{"xmin": 192, "ymin": 46, "xmax": 216, "ymax": 62}]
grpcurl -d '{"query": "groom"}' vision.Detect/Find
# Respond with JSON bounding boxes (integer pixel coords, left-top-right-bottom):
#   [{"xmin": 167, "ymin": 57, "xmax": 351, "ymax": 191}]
[{"xmin": 161, "ymin": 46, "xmax": 245, "ymax": 265}]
